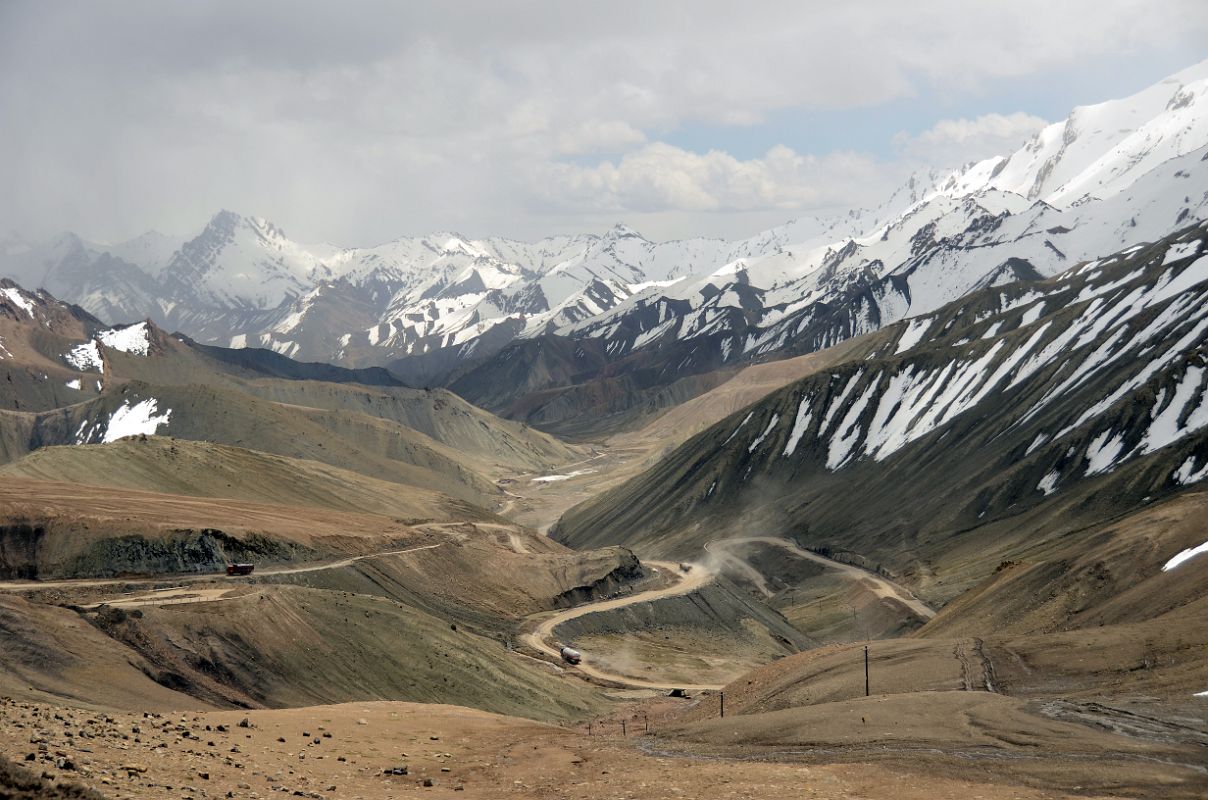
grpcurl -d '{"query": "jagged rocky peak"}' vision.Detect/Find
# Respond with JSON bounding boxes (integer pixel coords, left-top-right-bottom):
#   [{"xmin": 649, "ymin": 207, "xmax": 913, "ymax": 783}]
[
  {"xmin": 203, "ymin": 209, "xmax": 242, "ymax": 238},
  {"xmin": 249, "ymin": 215, "xmax": 287, "ymax": 241},
  {"xmin": 603, "ymin": 222, "xmax": 644, "ymax": 240}
]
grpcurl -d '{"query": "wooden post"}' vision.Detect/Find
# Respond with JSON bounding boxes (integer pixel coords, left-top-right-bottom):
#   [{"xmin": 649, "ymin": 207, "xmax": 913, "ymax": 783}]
[
  {"xmin": 621, "ymin": 719, "xmax": 627, "ymax": 737},
  {"xmin": 864, "ymin": 645, "xmax": 870, "ymax": 697},
  {"xmin": 720, "ymin": 691, "xmax": 725, "ymax": 718},
  {"xmin": 644, "ymin": 713, "xmax": 649, "ymax": 733}
]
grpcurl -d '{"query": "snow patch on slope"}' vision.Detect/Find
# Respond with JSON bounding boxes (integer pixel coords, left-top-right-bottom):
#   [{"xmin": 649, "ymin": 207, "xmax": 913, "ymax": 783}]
[
  {"xmin": 1175, "ymin": 456, "xmax": 1208, "ymax": 485},
  {"xmin": 75, "ymin": 399, "xmax": 172, "ymax": 444},
  {"xmin": 65, "ymin": 341, "xmax": 103, "ymax": 372},
  {"xmin": 894, "ymin": 317, "xmax": 932, "ymax": 355},
  {"xmin": 98, "ymin": 322, "xmax": 151, "ymax": 355},
  {"xmin": 103, "ymin": 399, "xmax": 172, "ymax": 442},
  {"xmin": 748, "ymin": 414, "xmax": 780, "ymax": 453},
  {"xmin": 724, "ymin": 411, "xmax": 755, "ymax": 445},
  {"xmin": 783, "ymin": 394, "xmax": 814, "ymax": 457},
  {"xmin": 531, "ymin": 469, "xmax": 595, "ymax": 483},
  {"xmin": 1162, "ymin": 539, "xmax": 1208, "ymax": 571},
  {"xmin": 0, "ymin": 287, "xmax": 34, "ymax": 316}
]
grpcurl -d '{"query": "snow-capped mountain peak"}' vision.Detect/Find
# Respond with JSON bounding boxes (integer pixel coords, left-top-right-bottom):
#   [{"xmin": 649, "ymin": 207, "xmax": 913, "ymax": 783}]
[
  {"xmin": 934, "ymin": 59, "xmax": 1208, "ymax": 208},
  {"xmin": 158, "ymin": 210, "xmax": 335, "ymax": 310},
  {"xmin": 2, "ymin": 61, "xmax": 1207, "ymax": 388}
]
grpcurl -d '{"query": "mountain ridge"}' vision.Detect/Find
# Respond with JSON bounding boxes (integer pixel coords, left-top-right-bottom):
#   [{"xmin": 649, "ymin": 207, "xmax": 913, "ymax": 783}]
[
  {"xmin": 4, "ymin": 61, "xmax": 1208, "ymax": 441},
  {"xmin": 553, "ymin": 220, "xmax": 1208, "ymax": 604}
]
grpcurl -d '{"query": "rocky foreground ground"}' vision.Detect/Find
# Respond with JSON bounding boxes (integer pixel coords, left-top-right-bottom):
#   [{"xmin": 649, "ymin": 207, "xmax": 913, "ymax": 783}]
[{"xmin": 0, "ymin": 697, "xmax": 1123, "ymax": 800}]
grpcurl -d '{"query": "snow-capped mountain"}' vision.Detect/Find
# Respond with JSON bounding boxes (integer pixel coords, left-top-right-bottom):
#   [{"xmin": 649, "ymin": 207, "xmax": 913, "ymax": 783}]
[
  {"xmin": 0, "ymin": 209, "xmax": 879, "ymax": 367},
  {"xmin": 935, "ymin": 59, "xmax": 1208, "ymax": 205},
  {"xmin": 3, "ymin": 61, "xmax": 1208, "ymax": 396},
  {"xmin": 554, "ymin": 220, "xmax": 1208, "ymax": 563},
  {"xmin": 550, "ymin": 60, "xmax": 1208, "ymax": 372}
]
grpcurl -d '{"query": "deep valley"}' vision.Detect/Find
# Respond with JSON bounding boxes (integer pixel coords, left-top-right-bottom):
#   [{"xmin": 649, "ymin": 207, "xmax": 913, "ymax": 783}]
[{"xmin": 2, "ymin": 49, "xmax": 1208, "ymax": 800}]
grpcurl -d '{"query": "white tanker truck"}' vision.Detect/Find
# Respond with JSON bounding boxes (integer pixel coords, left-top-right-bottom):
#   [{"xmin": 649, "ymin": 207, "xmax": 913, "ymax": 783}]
[{"xmin": 559, "ymin": 646, "xmax": 582, "ymax": 665}]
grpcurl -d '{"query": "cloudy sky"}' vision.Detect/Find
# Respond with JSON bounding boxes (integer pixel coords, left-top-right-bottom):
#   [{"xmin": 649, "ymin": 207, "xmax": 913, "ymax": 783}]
[{"xmin": 2, "ymin": 1, "xmax": 1207, "ymax": 246}]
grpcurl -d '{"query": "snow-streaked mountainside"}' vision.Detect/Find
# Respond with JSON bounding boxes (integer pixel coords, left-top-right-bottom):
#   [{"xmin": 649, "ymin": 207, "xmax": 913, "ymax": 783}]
[
  {"xmin": 554, "ymin": 220, "xmax": 1208, "ymax": 563},
  {"xmin": 4, "ymin": 61, "xmax": 1208, "ymax": 385}
]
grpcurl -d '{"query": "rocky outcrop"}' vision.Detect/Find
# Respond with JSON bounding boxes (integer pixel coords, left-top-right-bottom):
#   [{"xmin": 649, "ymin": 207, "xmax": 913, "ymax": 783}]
[
  {"xmin": 0, "ymin": 526, "xmax": 312, "ymax": 580},
  {"xmin": 550, "ymin": 548, "xmax": 645, "ymax": 609}
]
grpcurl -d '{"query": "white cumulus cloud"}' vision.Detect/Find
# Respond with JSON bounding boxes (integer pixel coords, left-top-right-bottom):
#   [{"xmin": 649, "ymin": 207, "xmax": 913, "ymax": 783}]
[
  {"xmin": 894, "ymin": 112, "xmax": 1049, "ymax": 166},
  {"xmin": 531, "ymin": 143, "xmax": 890, "ymax": 215},
  {"xmin": 1, "ymin": 0, "xmax": 1206, "ymax": 242},
  {"xmin": 554, "ymin": 121, "xmax": 648, "ymax": 156}
]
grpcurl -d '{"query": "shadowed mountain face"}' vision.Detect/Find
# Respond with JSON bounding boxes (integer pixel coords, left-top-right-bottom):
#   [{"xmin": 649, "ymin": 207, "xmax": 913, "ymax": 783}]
[{"xmin": 554, "ymin": 223, "xmax": 1208, "ymax": 606}]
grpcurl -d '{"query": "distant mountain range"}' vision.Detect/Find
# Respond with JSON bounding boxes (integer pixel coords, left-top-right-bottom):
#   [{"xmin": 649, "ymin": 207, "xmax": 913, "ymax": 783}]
[{"xmin": 4, "ymin": 60, "xmax": 1208, "ymax": 427}]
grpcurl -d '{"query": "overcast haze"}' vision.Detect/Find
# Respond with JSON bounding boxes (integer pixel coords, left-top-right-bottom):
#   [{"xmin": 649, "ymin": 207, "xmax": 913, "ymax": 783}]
[{"xmin": 2, "ymin": 0, "xmax": 1207, "ymax": 246}]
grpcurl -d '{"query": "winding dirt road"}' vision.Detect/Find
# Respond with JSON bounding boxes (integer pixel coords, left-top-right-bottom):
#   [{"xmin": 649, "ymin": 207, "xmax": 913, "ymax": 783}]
[
  {"xmin": 521, "ymin": 560, "xmax": 724, "ymax": 692},
  {"xmin": 519, "ymin": 537, "xmax": 933, "ymax": 691},
  {"xmin": 707, "ymin": 536, "xmax": 935, "ymax": 619}
]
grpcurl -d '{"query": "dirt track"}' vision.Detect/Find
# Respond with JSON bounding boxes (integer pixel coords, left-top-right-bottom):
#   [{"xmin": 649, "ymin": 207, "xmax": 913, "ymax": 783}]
[
  {"xmin": 0, "ymin": 543, "xmax": 446, "ymax": 595},
  {"xmin": 708, "ymin": 536, "xmax": 936, "ymax": 619},
  {"xmin": 515, "ymin": 535, "xmax": 932, "ymax": 692},
  {"xmin": 521, "ymin": 561, "xmax": 725, "ymax": 691}
]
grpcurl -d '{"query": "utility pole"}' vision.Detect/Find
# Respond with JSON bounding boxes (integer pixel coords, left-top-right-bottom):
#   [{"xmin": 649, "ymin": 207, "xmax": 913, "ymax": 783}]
[{"xmin": 864, "ymin": 645, "xmax": 870, "ymax": 697}]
